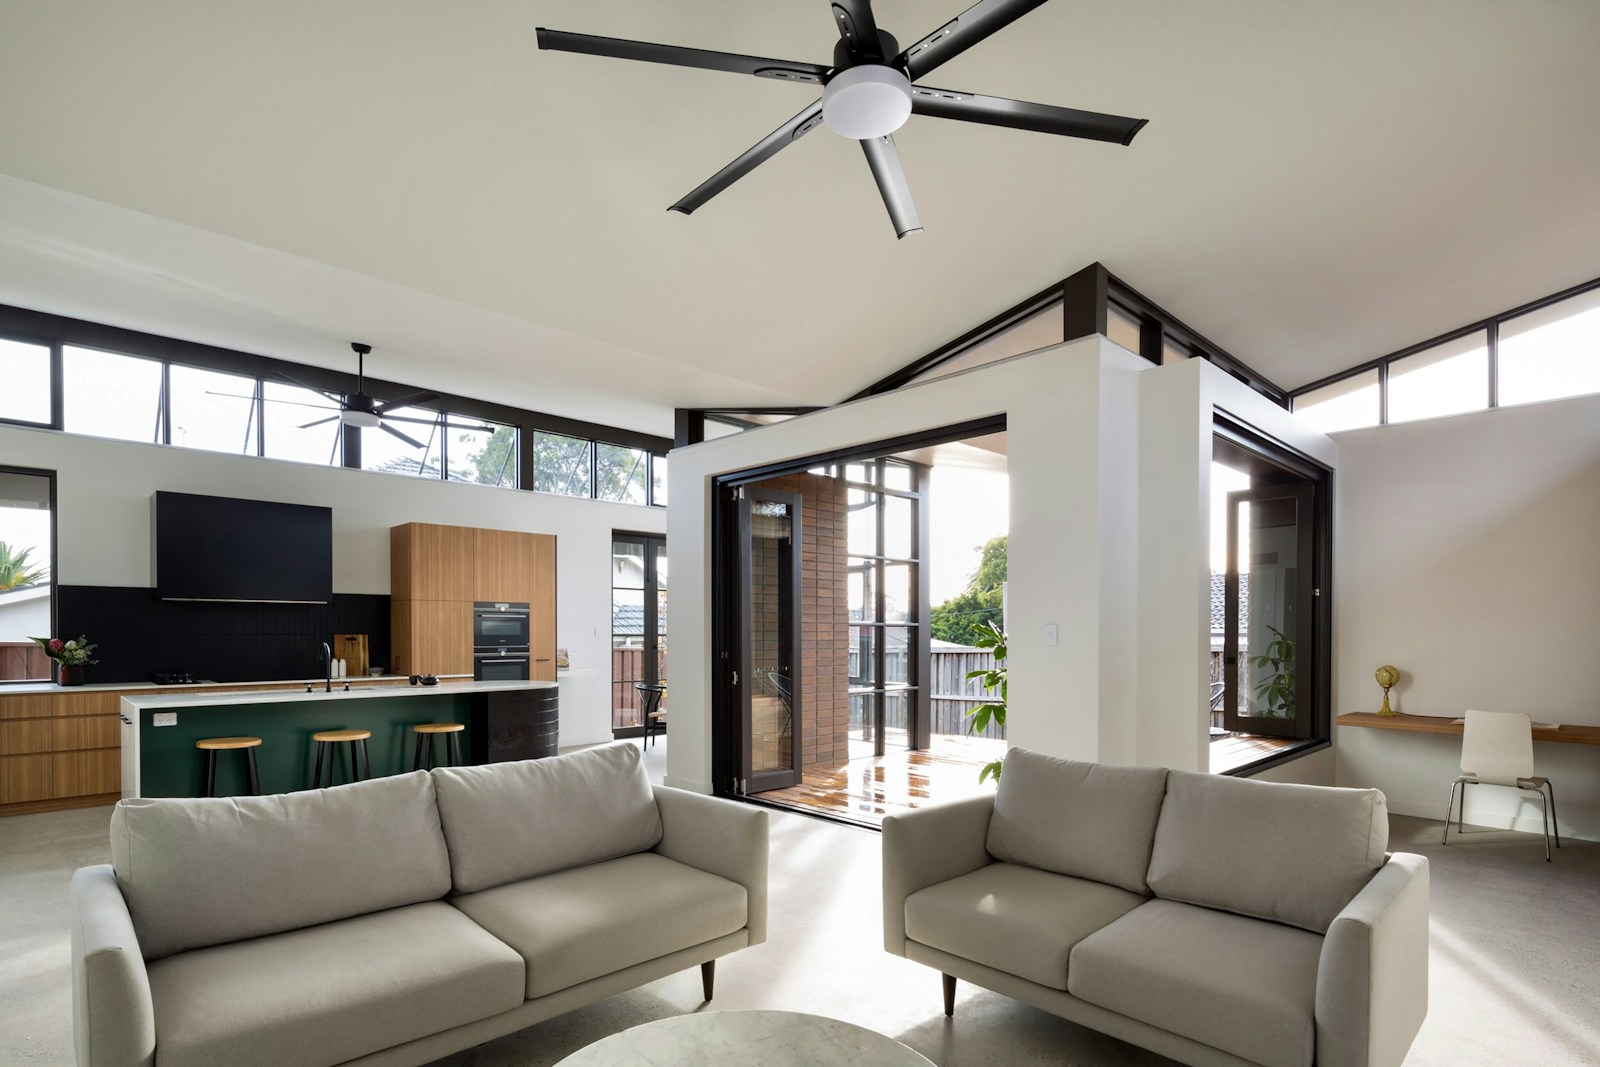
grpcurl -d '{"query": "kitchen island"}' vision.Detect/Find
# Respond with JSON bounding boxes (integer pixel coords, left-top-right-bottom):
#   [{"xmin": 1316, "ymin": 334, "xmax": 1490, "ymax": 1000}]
[{"xmin": 120, "ymin": 679, "xmax": 558, "ymax": 798}]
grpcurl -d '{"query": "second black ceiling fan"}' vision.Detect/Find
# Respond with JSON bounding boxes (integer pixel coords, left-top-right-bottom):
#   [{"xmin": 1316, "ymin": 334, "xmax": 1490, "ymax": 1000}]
[{"xmin": 537, "ymin": 0, "xmax": 1148, "ymax": 238}]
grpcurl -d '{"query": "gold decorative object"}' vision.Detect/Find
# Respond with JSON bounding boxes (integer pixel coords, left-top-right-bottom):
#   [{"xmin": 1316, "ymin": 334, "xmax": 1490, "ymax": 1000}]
[{"xmin": 1374, "ymin": 665, "xmax": 1400, "ymax": 716}]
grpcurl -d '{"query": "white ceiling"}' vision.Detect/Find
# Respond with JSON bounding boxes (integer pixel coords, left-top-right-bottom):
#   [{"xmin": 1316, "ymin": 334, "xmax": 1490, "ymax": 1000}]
[{"xmin": 1, "ymin": 1, "xmax": 1597, "ymax": 438}]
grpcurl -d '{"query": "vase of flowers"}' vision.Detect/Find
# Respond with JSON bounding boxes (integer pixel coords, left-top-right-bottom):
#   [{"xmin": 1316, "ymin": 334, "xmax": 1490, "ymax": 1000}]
[{"xmin": 31, "ymin": 635, "xmax": 98, "ymax": 687}]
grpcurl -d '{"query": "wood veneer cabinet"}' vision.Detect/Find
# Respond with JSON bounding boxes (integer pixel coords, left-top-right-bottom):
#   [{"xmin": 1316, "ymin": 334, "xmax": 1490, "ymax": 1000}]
[
  {"xmin": 1, "ymin": 688, "xmax": 133, "ymax": 813},
  {"xmin": 391, "ymin": 522, "xmax": 475, "ymax": 602},
  {"xmin": 390, "ymin": 524, "xmax": 556, "ymax": 681},
  {"xmin": 528, "ymin": 534, "xmax": 558, "ymax": 682},
  {"xmin": 475, "ymin": 528, "xmax": 531, "ymax": 603}
]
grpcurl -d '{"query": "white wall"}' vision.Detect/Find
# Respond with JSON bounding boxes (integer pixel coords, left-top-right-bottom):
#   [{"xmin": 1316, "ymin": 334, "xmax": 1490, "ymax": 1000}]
[
  {"xmin": 665, "ymin": 339, "xmax": 1336, "ymax": 794},
  {"xmin": 1332, "ymin": 393, "xmax": 1600, "ymax": 840},
  {"xmin": 0, "ymin": 588, "xmax": 50, "ymax": 642},
  {"xmin": 0, "ymin": 422, "xmax": 664, "ymax": 746}
]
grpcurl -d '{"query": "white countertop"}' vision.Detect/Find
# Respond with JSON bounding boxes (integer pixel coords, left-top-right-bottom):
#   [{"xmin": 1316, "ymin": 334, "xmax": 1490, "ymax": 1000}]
[
  {"xmin": 3, "ymin": 674, "xmax": 470, "ymax": 697},
  {"xmin": 120, "ymin": 678, "xmax": 554, "ymax": 711}
]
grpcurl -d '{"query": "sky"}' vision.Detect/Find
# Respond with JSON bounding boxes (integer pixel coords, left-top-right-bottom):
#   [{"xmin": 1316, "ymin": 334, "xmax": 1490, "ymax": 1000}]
[{"xmin": 927, "ymin": 466, "xmax": 1009, "ymax": 604}]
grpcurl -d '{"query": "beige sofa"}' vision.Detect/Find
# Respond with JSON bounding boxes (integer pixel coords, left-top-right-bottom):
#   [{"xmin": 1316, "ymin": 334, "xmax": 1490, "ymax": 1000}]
[
  {"xmin": 71, "ymin": 743, "xmax": 767, "ymax": 1067},
  {"xmin": 883, "ymin": 748, "xmax": 1429, "ymax": 1067}
]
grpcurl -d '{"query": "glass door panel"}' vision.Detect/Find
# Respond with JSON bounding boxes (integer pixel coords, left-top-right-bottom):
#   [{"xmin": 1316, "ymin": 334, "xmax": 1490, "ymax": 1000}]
[
  {"xmin": 1223, "ymin": 484, "xmax": 1314, "ymax": 739},
  {"xmin": 611, "ymin": 535, "xmax": 666, "ymax": 735},
  {"xmin": 741, "ymin": 488, "xmax": 802, "ymax": 792}
]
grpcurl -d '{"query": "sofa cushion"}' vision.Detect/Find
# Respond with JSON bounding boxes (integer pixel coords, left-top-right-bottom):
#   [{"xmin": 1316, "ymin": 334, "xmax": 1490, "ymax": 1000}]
[
  {"xmin": 145, "ymin": 901, "xmax": 525, "ymax": 1067},
  {"xmin": 110, "ymin": 771, "xmax": 452, "ymax": 960},
  {"xmin": 450, "ymin": 851, "xmax": 746, "ymax": 998},
  {"xmin": 432, "ymin": 743, "xmax": 663, "ymax": 894},
  {"xmin": 985, "ymin": 748, "xmax": 1169, "ymax": 894},
  {"xmin": 904, "ymin": 862, "xmax": 1146, "ymax": 991},
  {"xmin": 1068, "ymin": 899, "xmax": 1322, "ymax": 1067},
  {"xmin": 1146, "ymin": 770, "xmax": 1388, "ymax": 933}
]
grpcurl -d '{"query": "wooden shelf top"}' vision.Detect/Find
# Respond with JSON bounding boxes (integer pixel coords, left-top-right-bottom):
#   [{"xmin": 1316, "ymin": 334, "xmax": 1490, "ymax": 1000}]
[{"xmin": 1337, "ymin": 712, "xmax": 1600, "ymax": 746}]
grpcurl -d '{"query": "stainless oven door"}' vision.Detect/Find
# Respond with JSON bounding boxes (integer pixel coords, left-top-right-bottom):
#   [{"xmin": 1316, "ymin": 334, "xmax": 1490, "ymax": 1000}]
[{"xmin": 475, "ymin": 654, "xmax": 530, "ymax": 682}]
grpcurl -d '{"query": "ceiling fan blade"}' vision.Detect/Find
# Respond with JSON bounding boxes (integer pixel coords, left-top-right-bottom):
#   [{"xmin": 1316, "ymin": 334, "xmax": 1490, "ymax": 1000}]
[
  {"xmin": 898, "ymin": 0, "xmax": 1051, "ymax": 81},
  {"xmin": 911, "ymin": 86, "xmax": 1147, "ymax": 144},
  {"xmin": 216, "ymin": 391, "xmax": 339, "ymax": 411},
  {"xmin": 265, "ymin": 369, "xmax": 342, "ymax": 403},
  {"xmin": 381, "ymin": 413, "xmax": 446, "ymax": 426},
  {"xmin": 670, "ymin": 101, "xmax": 825, "ymax": 215},
  {"xmin": 860, "ymin": 134, "xmax": 923, "ymax": 239},
  {"xmin": 374, "ymin": 391, "xmax": 441, "ymax": 413},
  {"xmin": 831, "ymin": 1, "xmax": 884, "ymax": 60},
  {"xmin": 380, "ymin": 422, "xmax": 427, "ymax": 450},
  {"xmin": 536, "ymin": 28, "xmax": 827, "ymax": 85},
  {"xmin": 299, "ymin": 416, "xmax": 340, "ymax": 429}
]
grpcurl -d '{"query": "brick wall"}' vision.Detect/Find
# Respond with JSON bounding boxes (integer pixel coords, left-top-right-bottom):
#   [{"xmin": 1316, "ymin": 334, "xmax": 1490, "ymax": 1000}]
[{"xmin": 748, "ymin": 472, "xmax": 849, "ymax": 772}]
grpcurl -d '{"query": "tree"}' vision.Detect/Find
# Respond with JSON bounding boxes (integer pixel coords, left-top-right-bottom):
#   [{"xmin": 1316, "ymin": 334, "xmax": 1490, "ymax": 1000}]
[
  {"xmin": 405, "ymin": 423, "xmax": 648, "ymax": 501},
  {"xmin": 0, "ymin": 542, "xmax": 48, "ymax": 591},
  {"xmin": 465, "ymin": 425, "xmax": 517, "ymax": 486},
  {"xmin": 929, "ymin": 536, "xmax": 1006, "ymax": 646}
]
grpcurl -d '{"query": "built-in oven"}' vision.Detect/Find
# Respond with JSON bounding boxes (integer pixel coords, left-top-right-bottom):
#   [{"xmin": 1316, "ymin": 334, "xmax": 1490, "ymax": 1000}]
[
  {"xmin": 475, "ymin": 650, "xmax": 530, "ymax": 682},
  {"xmin": 474, "ymin": 602, "xmax": 530, "ymax": 649}
]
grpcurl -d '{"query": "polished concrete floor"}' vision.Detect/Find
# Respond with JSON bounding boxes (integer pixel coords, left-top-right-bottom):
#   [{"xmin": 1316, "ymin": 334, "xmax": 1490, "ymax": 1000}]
[{"xmin": 3, "ymin": 749, "xmax": 1596, "ymax": 1066}]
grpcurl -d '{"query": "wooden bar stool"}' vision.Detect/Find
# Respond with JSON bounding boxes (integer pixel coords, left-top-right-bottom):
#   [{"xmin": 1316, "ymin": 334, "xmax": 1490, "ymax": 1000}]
[
  {"xmin": 196, "ymin": 737, "xmax": 263, "ymax": 797},
  {"xmin": 311, "ymin": 729, "xmax": 372, "ymax": 788},
  {"xmin": 411, "ymin": 723, "xmax": 465, "ymax": 770}
]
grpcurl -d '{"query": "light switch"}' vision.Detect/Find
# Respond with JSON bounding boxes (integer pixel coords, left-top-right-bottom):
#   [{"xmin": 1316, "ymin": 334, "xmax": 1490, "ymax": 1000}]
[
  {"xmin": 153, "ymin": 712, "xmax": 178, "ymax": 727},
  {"xmin": 1042, "ymin": 623, "xmax": 1058, "ymax": 647}
]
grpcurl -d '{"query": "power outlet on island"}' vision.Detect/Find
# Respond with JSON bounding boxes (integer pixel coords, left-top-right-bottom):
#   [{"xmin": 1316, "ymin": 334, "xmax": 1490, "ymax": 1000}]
[
  {"xmin": 152, "ymin": 712, "xmax": 178, "ymax": 727},
  {"xmin": 1042, "ymin": 623, "xmax": 1059, "ymax": 647}
]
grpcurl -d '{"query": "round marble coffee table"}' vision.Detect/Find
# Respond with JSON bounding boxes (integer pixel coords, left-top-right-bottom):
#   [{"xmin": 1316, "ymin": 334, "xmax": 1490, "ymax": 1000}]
[{"xmin": 555, "ymin": 1010, "xmax": 934, "ymax": 1066}]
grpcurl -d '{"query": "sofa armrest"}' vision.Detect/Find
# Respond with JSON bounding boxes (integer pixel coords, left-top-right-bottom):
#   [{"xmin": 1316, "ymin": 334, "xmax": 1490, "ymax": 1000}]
[
  {"xmin": 71, "ymin": 865, "xmax": 156, "ymax": 1067},
  {"xmin": 881, "ymin": 793, "xmax": 995, "ymax": 955},
  {"xmin": 651, "ymin": 785, "xmax": 769, "ymax": 946},
  {"xmin": 1315, "ymin": 852, "xmax": 1430, "ymax": 1067}
]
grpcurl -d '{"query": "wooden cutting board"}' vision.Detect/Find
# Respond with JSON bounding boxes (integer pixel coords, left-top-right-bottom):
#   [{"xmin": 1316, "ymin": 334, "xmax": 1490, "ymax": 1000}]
[{"xmin": 333, "ymin": 633, "xmax": 369, "ymax": 676}]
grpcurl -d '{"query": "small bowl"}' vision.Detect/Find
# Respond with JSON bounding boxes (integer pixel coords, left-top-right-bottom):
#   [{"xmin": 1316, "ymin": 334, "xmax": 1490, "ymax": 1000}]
[{"xmin": 367, "ymin": 667, "xmax": 386, "ymax": 677}]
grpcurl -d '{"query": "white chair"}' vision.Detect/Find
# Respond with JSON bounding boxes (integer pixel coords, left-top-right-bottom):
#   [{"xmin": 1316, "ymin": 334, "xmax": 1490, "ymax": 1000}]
[{"xmin": 1442, "ymin": 709, "xmax": 1561, "ymax": 860}]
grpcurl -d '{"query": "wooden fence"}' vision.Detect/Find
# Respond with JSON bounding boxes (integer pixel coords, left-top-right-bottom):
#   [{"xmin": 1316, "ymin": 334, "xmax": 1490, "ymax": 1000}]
[
  {"xmin": 0, "ymin": 642, "xmax": 49, "ymax": 683},
  {"xmin": 929, "ymin": 648, "xmax": 1005, "ymax": 739}
]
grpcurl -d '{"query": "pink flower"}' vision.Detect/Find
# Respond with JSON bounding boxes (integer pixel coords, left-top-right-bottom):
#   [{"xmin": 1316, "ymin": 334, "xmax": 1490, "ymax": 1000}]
[{"xmin": 48, "ymin": 638, "xmax": 64, "ymax": 654}]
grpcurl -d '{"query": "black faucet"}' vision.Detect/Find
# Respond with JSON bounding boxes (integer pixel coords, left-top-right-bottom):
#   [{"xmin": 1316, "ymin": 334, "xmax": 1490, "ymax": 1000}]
[{"xmin": 320, "ymin": 641, "xmax": 332, "ymax": 693}]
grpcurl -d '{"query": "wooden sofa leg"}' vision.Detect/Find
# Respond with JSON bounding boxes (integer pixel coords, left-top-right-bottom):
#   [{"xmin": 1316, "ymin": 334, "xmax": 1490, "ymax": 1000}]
[
  {"xmin": 943, "ymin": 973, "xmax": 956, "ymax": 1017},
  {"xmin": 701, "ymin": 960, "xmax": 715, "ymax": 1002}
]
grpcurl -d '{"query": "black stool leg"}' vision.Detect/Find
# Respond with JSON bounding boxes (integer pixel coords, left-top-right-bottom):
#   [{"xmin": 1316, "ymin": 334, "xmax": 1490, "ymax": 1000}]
[
  {"xmin": 357, "ymin": 739, "xmax": 370, "ymax": 782},
  {"xmin": 202, "ymin": 749, "xmax": 217, "ymax": 798},
  {"xmin": 448, "ymin": 730, "xmax": 462, "ymax": 768},
  {"xmin": 343, "ymin": 742, "xmax": 355, "ymax": 785},
  {"xmin": 422, "ymin": 735, "xmax": 434, "ymax": 771},
  {"xmin": 245, "ymin": 748, "xmax": 261, "ymax": 795},
  {"xmin": 412, "ymin": 733, "xmax": 425, "ymax": 771},
  {"xmin": 313, "ymin": 741, "xmax": 325, "ymax": 789}
]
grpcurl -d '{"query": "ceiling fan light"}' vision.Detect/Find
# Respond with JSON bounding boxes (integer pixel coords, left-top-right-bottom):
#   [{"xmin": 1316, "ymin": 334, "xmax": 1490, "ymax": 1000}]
[
  {"xmin": 340, "ymin": 408, "xmax": 381, "ymax": 429},
  {"xmin": 821, "ymin": 64, "xmax": 912, "ymax": 140}
]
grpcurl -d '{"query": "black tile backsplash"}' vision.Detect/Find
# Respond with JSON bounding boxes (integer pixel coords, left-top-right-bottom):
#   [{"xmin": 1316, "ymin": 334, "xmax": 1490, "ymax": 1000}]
[{"xmin": 58, "ymin": 586, "xmax": 390, "ymax": 684}]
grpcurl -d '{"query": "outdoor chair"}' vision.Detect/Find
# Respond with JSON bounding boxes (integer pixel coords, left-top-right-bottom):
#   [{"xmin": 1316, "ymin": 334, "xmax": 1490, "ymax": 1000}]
[{"xmin": 636, "ymin": 683, "xmax": 667, "ymax": 749}]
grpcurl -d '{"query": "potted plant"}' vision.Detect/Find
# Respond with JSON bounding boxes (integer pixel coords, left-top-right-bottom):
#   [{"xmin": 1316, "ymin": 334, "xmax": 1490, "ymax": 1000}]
[
  {"xmin": 963, "ymin": 620, "xmax": 1007, "ymax": 783},
  {"xmin": 31, "ymin": 635, "xmax": 98, "ymax": 687},
  {"xmin": 1250, "ymin": 625, "xmax": 1295, "ymax": 718}
]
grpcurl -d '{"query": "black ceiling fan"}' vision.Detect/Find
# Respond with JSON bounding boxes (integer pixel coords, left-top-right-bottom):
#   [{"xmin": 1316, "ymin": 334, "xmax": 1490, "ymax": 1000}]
[
  {"xmin": 536, "ymin": 0, "xmax": 1147, "ymax": 238},
  {"xmin": 289, "ymin": 343, "xmax": 443, "ymax": 449}
]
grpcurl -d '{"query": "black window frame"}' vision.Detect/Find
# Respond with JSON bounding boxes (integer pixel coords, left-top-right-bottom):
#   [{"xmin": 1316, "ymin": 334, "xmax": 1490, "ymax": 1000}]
[{"xmin": 0, "ymin": 303, "xmax": 670, "ymax": 507}]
